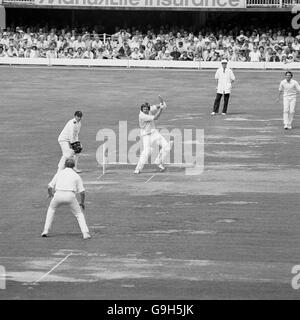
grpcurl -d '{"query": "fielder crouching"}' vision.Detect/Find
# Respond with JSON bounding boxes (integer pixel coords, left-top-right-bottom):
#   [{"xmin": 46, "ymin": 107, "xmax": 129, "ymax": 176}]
[
  {"xmin": 41, "ymin": 158, "xmax": 91, "ymax": 240},
  {"xmin": 57, "ymin": 111, "xmax": 83, "ymax": 173}
]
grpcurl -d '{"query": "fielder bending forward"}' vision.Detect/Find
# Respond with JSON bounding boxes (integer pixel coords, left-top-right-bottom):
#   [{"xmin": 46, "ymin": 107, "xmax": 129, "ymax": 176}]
[
  {"xmin": 134, "ymin": 97, "xmax": 172, "ymax": 174},
  {"xmin": 41, "ymin": 158, "xmax": 91, "ymax": 239},
  {"xmin": 278, "ymin": 71, "xmax": 300, "ymax": 130},
  {"xmin": 57, "ymin": 111, "xmax": 83, "ymax": 172}
]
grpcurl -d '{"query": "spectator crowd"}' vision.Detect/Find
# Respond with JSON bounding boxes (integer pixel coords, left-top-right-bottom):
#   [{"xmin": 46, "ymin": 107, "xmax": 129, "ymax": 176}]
[{"xmin": 1, "ymin": 26, "xmax": 300, "ymax": 62}]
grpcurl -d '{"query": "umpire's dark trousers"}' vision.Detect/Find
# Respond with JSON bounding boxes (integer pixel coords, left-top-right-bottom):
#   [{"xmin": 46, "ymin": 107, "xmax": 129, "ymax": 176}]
[{"xmin": 213, "ymin": 93, "xmax": 230, "ymax": 114}]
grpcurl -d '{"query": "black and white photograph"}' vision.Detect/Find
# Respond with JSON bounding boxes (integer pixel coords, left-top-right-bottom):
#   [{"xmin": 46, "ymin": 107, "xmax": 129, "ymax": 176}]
[{"xmin": 0, "ymin": 0, "xmax": 300, "ymax": 308}]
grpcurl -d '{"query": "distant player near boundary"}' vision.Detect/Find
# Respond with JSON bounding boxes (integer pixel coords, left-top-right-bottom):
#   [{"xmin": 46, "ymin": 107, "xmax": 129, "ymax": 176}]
[
  {"xmin": 211, "ymin": 59, "xmax": 235, "ymax": 116},
  {"xmin": 277, "ymin": 71, "xmax": 300, "ymax": 130},
  {"xmin": 134, "ymin": 96, "xmax": 172, "ymax": 174},
  {"xmin": 58, "ymin": 111, "xmax": 83, "ymax": 173}
]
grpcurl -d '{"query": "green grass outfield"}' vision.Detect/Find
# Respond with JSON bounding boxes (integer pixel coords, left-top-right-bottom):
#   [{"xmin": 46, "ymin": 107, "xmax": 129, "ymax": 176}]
[{"xmin": 0, "ymin": 66, "xmax": 300, "ymax": 299}]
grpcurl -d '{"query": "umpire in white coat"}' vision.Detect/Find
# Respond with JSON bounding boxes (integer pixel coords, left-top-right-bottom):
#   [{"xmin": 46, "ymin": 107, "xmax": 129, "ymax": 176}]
[
  {"xmin": 211, "ymin": 59, "xmax": 235, "ymax": 115},
  {"xmin": 41, "ymin": 158, "xmax": 91, "ymax": 239}
]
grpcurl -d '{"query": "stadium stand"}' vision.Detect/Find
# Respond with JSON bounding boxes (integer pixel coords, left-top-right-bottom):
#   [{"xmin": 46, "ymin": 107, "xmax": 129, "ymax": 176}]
[{"xmin": 1, "ymin": 26, "xmax": 300, "ymax": 62}]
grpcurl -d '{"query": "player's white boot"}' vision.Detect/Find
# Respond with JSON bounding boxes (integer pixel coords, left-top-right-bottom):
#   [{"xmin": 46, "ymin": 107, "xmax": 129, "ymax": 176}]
[
  {"xmin": 158, "ymin": 164, "xmax": 166, "ymax": 172},
  {"xmin": 284, "ymin": 125, "xmax": 288, "ymax": 130},
  {"xmin": 211, "ymin": 112, "xmax": 216, "ymax": 115},
  {"xmin": 288, "ymin": 124, "xmax": 292, "ymax": 130},
  {"xmin": 134, "ymin": 169, "xmax": 141, "ymax": 174},
  {"xmin": 74, "ymin": 168, "xmax": 82, "ymax": 173},
  {"xmin": 41, "ymin": 232, "xmax": 48, "ymax": 237},
  {"xmin": 83, "ymin": 232, "xmax": 91, "ymax": 240}
]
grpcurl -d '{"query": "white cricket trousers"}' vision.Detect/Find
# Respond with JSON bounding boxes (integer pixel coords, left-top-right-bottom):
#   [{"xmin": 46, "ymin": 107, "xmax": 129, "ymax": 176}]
[
  {"xmin": 42, "ymin": 191, "xmax": 89, "ymax": 234},
  {"xmin": 135, "ymin": 130, "xmax": 171, "ymax": 171},
  {"xmin": 58, "ymin": 141, "xmax": 79, "ymax": 170},
  {"xmin": 283, "ymin": 96, "xmax": 296, "ymax": 127}
]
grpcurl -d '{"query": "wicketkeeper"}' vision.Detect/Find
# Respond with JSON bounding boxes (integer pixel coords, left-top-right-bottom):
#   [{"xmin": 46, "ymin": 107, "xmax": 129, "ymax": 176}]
[{"xmin": 57, "ymin": 111, "xmax": 83, "ymax": 173}]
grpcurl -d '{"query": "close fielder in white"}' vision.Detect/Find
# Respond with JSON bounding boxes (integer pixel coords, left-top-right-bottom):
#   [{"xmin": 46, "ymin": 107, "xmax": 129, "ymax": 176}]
[
  {"xmin": 41, "ymin": 158, "xmax": 91, "ymax": 240},
  {"xmin": 278, "ymin": 71, "xmax": 300, "ymax": 130},
  {"xmin": 134, "ymin": 97, "xmax": 172, "ymax": 174},
  {"xmin": 58, "ymin": 111, "xmax": 82, "ymax": 172}
]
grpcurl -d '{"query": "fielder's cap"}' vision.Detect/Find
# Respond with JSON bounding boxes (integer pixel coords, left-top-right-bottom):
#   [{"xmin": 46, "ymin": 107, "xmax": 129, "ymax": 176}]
[
  {"xmin": 221, "ymin": 59, "xmax": 228, "ymax": 63},
  {"xmin": 74, "ymin": 110, "xmax": 83, "ymax": 117}
]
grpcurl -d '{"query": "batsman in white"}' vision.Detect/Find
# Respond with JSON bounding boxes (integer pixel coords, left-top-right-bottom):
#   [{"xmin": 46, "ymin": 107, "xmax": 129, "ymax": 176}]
[
  {"xmin": 277, "ymin": 71, "xmax": 300, "ymax": 130},
  {"xmin": 57, "ymin": 111, "xmax": 83, "ymax": 173},
  {"xmin": 134, "ymin": 96, "xmax": 172, "ymax": 174},
  {"xmin": 41, "ymin": 158, "xmax": 91, "ymax": 240}
]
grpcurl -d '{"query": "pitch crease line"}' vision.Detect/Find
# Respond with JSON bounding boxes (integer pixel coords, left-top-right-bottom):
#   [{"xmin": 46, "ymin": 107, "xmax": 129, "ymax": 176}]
[
  {"xmin": 33, "ymin": 253, "xmax": 73, "ymax": 284},
  {"xmin": 144, "ymin": 175, "xmax": 155, "ymax": 184}
]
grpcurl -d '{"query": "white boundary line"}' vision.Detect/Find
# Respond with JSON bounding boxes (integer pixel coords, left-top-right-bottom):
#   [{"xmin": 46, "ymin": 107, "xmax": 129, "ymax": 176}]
[
  {"xmin": 144, "ymin": 175, "xmax": 155, "ymax": 184},
  {"xmin": 33, "ymin": 253, "xmax": 72, "ymax": 284},
  {"xmin": 0, "ymin": 65, "xmax": 293, "ymax": 73}
]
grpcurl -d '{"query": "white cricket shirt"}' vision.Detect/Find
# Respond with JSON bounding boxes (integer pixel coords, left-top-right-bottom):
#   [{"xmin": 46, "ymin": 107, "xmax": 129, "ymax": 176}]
[
  {"xmin": 58, "ymin": 118, "xmax": 81, "ymax": 143},
  {"xmin": 139, "ymin": 105, "xmax": 158, "ymax": 136},
  {"xmin": 48, "ymin": 168, "xmax": 85, "ymax": 193},
  {"xmin": 279, "ymin": 79, "xmax": 300, "ymax": 98},
  {"xmin": 215, "ymin": 67, "xmax": 235, "ymax": 94}
]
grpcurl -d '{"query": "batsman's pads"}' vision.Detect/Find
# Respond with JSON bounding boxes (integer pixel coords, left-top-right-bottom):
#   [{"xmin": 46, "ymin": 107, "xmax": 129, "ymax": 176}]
[{"xmin": 70, "ymin": 141, "xmax": 83, "ymax": 154}]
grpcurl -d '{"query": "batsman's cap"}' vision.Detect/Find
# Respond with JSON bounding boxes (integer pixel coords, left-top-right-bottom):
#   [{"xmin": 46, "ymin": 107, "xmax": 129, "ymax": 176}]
[
  {"xmin": 65, "ymin": 158, "xmax": 75, "ymax": 168},
  {"xmin": 74, "ymin": 110, "xmax": 83, "ymax": 118},
  {"xmin": 221, "ymin": 59, "xmax": 228, "ymax": 64}
]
